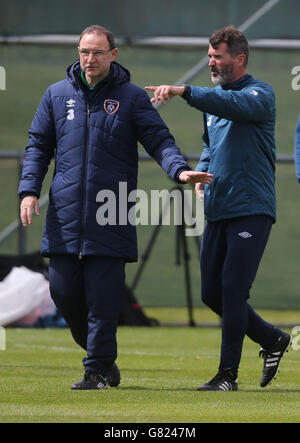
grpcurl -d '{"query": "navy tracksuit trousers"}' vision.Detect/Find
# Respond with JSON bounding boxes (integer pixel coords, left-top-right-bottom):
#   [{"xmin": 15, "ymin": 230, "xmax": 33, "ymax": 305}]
[
  {"xmin": 200, "ymin": 215, "xmax": 281, "ymax": 371},
  {"xmin": 49, "ymin": 255, "xmax": 125, "ymax": 376}
]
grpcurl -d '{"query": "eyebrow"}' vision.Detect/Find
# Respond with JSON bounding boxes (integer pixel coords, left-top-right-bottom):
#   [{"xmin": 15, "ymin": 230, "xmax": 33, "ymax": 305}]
[{"xmin": 79, "ymin": 48, "xmax": 110, "ymax": 51}]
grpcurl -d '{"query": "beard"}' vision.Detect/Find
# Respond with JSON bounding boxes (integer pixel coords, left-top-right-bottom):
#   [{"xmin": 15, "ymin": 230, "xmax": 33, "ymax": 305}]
[{"xmin": 211, "ymin": 62, "xmax": 235, "ymax": 86}]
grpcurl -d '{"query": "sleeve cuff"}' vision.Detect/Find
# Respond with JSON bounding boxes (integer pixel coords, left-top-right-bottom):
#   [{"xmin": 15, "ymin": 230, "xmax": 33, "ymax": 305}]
[
  {"xmin": 181, "ymin": 86, "xmax": 191, "ymax": 101},
  {"xmin": 19, "ymin": 192, "xmax": 39, "ymax": 201},
  {"xmin": 176, "ymin": 166, "xmax": 192, "ymax": 184}
]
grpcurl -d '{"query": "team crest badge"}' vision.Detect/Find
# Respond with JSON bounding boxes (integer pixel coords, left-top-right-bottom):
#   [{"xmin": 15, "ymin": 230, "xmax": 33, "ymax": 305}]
[{"xmin": 104, "ymin": 99, "xmax": 119, "ymax": 115}]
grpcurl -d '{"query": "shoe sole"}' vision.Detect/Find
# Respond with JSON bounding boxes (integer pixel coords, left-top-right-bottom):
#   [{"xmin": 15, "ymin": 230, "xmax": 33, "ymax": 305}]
[
  {"xmin": 71, "ymin": 383, "xmax": 109, "ymax": 391},
  {"xmin": 197, "ymin": 386, "xmax": 238, "ymax": 392},
  {"xmin": 261, "ymin": 335, "xmax": 292, "ymax": 388}
]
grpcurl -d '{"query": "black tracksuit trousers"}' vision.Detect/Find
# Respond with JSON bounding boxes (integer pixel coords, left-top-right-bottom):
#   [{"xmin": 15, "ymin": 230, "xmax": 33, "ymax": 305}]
[
  {"xmin": 49, "ymin": 255, "xmax": 125, "ymax": 376},
  {"xmin": 200, "ymin": 215, "xmax": 282, "ymax": 371}
]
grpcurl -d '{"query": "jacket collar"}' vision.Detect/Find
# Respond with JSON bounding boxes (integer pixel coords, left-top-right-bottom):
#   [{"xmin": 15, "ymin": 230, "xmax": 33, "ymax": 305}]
[
  {"xmin": 221, "ymin": 73, "xmax": 252, "ymax": 91},
  {"xmin": 66, "ymin": 60, "xmax": 131, "ymax": 90}
]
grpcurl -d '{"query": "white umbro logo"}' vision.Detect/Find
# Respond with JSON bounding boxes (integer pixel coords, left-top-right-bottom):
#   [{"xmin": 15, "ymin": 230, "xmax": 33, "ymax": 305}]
[
  {"xmin": 66, "ymin": 99, "xmax": 76, "ymax": 107},
  {"xmin": 207, "ymin": 115, "xmax": 213, "ymax": 126},
  {"xmin": 238, "ymin": 232, "xmax": 252, "ymax": 239}
]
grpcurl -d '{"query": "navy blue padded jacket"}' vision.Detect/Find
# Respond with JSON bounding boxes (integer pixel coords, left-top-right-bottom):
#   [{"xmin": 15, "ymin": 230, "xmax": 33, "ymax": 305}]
[{"xmin": 18, "ymin": 61, "xmax": 191, "ymax": 261}]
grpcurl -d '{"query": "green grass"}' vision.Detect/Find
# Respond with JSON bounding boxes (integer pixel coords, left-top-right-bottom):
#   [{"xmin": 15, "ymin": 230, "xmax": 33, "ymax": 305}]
[
  {"xmin": 0, "ymin": 327, "xmax": 299, "ymax": 423},
  {"xmin": 144, "ymin": 307, "xmax": 300, "ymax": 327}
]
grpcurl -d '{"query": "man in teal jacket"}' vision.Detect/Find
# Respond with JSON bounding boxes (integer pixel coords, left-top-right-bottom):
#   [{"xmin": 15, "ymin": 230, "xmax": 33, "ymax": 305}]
[{"xmin": 146, "ymin": 26, "xmax": 291, "ymax": 391}]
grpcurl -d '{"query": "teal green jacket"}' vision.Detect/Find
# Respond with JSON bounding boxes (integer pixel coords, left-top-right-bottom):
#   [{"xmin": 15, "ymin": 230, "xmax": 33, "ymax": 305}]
[{"xmin": 185, "ymin": 74, "xmax": 276, "ymax": 222}]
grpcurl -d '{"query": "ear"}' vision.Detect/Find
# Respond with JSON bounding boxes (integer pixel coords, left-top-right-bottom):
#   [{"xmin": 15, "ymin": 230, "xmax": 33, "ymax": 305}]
[
  {"xmin": 111, "ymin": 47, "xmax": 119, "ymax": 61},
  {"xmin": 237, "ymin": 53, "xmax": 247, "ymax": 67}
]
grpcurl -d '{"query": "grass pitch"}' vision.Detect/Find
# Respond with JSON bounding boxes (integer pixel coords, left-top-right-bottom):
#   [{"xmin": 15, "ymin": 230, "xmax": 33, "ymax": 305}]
[{"xmin": 0, "ymin": 326, "xmax": 299, "ymax": 423}]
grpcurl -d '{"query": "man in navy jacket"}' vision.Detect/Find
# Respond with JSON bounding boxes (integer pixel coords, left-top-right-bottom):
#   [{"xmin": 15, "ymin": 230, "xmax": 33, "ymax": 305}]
[
  {"xmin": 19, "ymin": 25, "xmax": 213, "ymax": 390},
  {"xmin": 146, "ymin": 26, "xmax": 291, "ymax": 391}
]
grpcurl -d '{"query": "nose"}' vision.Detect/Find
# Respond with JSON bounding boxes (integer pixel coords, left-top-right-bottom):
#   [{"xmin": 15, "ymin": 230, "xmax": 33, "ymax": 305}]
[
  {"xmin": 87, "ymin": 52, "xmax": 96, "ymax": 63},
  {"xmin": 209, "ymin": 57, "xmax": 215, "ymax": 67}
]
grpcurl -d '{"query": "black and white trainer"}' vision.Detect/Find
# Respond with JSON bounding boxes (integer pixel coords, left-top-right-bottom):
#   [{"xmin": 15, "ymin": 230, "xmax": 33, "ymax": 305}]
[
  {"xmin": 197, "ymin": 369, "xmax": 238, "ymax": 391},
  {"xmin": 71, "ymin": 371, "xmax": 109, "ymax": 390},
  {"xmin": 106, "ymin": 363, "xmax": 121, "ymax": 387},
  {"xmin": 259, "ymin": 331, "xmax": 292, "ymax": 388}
]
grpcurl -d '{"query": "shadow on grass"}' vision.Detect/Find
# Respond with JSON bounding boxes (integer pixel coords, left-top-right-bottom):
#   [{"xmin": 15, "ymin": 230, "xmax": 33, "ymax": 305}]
[
  {"xmin": 116, "ymin": 386, "xmax": 198, "ymax": 392},
  {"xmin": 116, "ymin": 385, "xmax": 300, "ymax": 393},
  {"xmin": 240, "ymin": 389, "xmax": 300, "ymax": 393}
]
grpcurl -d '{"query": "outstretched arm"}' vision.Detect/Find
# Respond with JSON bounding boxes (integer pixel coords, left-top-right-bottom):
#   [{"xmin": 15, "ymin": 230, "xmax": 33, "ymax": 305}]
[{"xmin": 146, "ymin": 83, "xmax": 275, "ymax": 122}]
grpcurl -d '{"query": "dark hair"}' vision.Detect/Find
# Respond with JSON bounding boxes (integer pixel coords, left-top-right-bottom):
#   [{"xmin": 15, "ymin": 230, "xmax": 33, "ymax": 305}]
[
  {"xmin": 79, "ymin": 24, "xmax": 115, "ymax": 49},
  {"xmin": 209, "ymin": 25, "xmax": 249, "ymax": 66}
]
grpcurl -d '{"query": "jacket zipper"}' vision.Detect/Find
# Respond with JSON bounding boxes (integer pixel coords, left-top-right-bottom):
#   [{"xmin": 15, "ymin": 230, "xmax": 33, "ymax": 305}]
[
  {"xmin": 76, "ymin": 74, "xmax": 112, "ymax": 260},
  {"xmin": 79, "ymin": 104, "xmax": 91, "ymax": 259}
]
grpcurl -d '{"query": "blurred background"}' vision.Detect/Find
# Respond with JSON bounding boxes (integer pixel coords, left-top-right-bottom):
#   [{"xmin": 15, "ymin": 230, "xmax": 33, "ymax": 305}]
[{"xmin": 0, "ymin": 0, "xmax": 299, "ymax": 324}]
